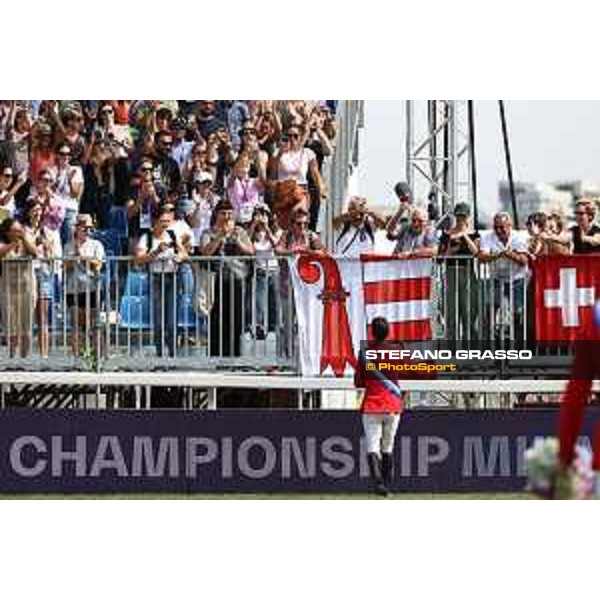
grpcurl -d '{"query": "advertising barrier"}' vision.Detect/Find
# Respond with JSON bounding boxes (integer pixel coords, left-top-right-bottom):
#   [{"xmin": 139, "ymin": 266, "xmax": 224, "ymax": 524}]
[{"xmin": 0, "ymin": 408, "xmax": 597, "ymax": 494}]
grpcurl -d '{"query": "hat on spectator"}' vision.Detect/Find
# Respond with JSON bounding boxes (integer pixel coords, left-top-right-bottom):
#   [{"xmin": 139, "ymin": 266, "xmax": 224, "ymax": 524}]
[
  {"xmin": 194, "ymin": 171, "xmax": 214, "ymax": 184},
  {"xmin": 453, "ymin": 202, "xmax": 471, "ymax": 217},
  {"xmin": 76, "ymin": 214, "xmax": 94, "ymax": 228},
  {"xmin": 253, "ymin": 203, "xmax": 271, "ymax": 214}
]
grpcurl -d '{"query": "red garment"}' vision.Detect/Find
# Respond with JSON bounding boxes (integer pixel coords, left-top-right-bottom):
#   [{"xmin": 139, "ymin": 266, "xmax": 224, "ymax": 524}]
[
  {"xmin": 30, "ymin": 150, "xmax": 56, "ymax": 184},
  {"xmin": 354, "ymin": 342, "xmax": 403, "ymax": 414},
  {"xmin": 356, "ymin": 375, "xmax": 403, "ymax": 414},
  {"xmin": 558, "ymin": 341, "xmax": 600, "ymax": 469}
]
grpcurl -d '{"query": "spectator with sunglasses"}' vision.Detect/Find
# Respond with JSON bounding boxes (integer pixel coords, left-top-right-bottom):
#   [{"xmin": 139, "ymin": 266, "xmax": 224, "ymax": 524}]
[
  {"xmin": 237, "ymin": 125, "xmax": 269, "ymax": 182},
  {"xmin": 152, "ymin": 130, "xmax": 181, "ymax": 196},
  {"xmin": 126, "ymin": 158, "xmax": 168, "ymax": 248},
  {"xmin": 52, "ymin": 143, "xmax": 84, "ymax": 245},
  {"xmin": 275, "ymin": 126, "xmax": 326, "ymax": 231},
  {"xmin": 92, "ymin": 103, "xmax": 133, "ymax": 159},
  {"xmin": 275, "ymin": 207, "xmax": 324, "ymax": 255}
]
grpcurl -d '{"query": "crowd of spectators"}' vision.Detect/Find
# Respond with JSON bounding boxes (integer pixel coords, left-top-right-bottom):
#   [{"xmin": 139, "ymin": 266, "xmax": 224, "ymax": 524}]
[
  {"xmin": 331, "ymin": 191, "xmax": 600, "ymax": 341},
  {"xmin": 2, "ymin": 99, "xmax": 600, "ymax": 360},
  {"xmin": 0, "ymin": 100, "xmax": 337, "ymax": 358}
]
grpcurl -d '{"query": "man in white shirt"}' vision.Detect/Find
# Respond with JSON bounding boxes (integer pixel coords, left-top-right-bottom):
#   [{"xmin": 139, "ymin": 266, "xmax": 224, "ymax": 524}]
[
  {"xmin": 134, "ymin": 206, "xmax": 188, "ymax": 357},
  {"xmin": 333, "ymin": 196, "xmax": 385, "ymax": 257},
  {"xmin": 170, "ymin": 117, "xmax": 195, "ymax": 171},
  {"xmin": 479, "ymin": 211, "xmax": 529, "ymax": 340}
]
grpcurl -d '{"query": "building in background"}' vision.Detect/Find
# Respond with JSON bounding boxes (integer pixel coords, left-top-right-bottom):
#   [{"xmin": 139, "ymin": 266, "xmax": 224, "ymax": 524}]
[{"xmin": 498, "ymin": 180, "xmax": 600, "ymax": 222}]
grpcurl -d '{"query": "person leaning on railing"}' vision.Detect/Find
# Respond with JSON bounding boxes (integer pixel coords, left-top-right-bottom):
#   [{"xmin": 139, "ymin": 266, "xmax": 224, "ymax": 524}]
[
  {"xmin": 134, "ymin": 205, "xmax": 188, "ymax": 358},
  {"xmin": 0, "ymin": 217, "xmax": 39, "ymax": 358},
  {"xmin": 478, "ymin": 212, "xmax": 529, "ymax": 342},
  {"xmin": 200, "ymin": 200, "xmax": 254, "ymax": 358},
  {"xmin": 387, "ymin": 206, "xmax": 438, "ymax": 259},
  {"xmin": 438, "ymin": 202, "xmax": 480, "ymax": 342}
]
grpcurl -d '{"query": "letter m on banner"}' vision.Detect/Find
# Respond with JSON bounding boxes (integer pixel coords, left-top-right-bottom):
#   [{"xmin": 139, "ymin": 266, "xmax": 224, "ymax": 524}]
[
  {"xmin": 534, "ymin": 255, "xmax": 600, "ymax": 341},
  {"xmin": 290, "ymin": 254, "xmax": 434, "ymax": 376}
]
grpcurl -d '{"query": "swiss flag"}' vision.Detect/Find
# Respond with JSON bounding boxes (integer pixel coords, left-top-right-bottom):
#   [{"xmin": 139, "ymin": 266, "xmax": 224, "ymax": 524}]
[{"xmin": 534, "ymin": 255, "xmax": 600, "ymax": 341}]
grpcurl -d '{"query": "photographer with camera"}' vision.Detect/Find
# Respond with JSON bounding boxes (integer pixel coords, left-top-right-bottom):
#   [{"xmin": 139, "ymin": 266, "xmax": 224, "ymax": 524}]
[
  {"xmin": 333, "ymin": 196, "xmax": 385, "ymax": 257},
  {"xmin": 200, "ymin": 200, "xmax": 254, "ymax": 357},
  {"xmin": 246, "ymin": 204, "xmax": 281, "ymax": 340},
  {"xmin": 135, "ymin": 205, "xmax": 188, "ymax": 358}
]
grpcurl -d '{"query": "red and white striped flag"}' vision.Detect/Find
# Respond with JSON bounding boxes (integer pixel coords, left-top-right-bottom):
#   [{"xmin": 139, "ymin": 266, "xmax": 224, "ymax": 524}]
[{"xmin": 290, "ymin": 254, "xmax": 433, "ymax": 376}]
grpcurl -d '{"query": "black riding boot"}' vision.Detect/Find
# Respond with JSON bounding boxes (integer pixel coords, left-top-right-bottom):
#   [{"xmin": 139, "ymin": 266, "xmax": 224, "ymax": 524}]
[
  {"xmin": 367, "ymin": 452, "xmax": 388, "ymax": 497},
  {"xmin": 381, "ymin": 452, "xmax": 394, "ymax": 490}
]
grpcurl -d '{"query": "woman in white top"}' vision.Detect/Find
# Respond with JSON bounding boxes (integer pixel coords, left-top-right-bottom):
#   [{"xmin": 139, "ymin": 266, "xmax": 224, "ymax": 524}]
[
  {"xmin": 189, "ymin": 171, "xmax": 220, "ymax": 252},
  {"xmin": 24, "ymin": 201, "xmax": 62, "ymax": 358},
  {"xmin": 274, "ymin": 125, "xmax": 326, "ymax": 224},
  {"xmin": 52, "ymin": 143, "xmax": 84, "ymax": 246},
  {"xmin": 246, "ymin": 204, "xmax": 281, "ymax": 339}
]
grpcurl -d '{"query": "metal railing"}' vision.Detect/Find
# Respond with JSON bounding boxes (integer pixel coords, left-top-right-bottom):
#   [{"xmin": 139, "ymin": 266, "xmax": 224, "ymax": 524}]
[
  {"xmin": 0, "ymin": 255, "xmax": 570, "ymax": 373},
  {"xmin": 0, "ymin": 255, "xmax": 297, "ymax": 372}
]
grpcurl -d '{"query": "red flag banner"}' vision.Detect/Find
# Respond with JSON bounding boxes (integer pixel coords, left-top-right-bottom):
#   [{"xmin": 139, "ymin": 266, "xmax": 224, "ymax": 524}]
[{"xmin": 534, "ymin": 255, "xmax": 600, "ymax": 341}]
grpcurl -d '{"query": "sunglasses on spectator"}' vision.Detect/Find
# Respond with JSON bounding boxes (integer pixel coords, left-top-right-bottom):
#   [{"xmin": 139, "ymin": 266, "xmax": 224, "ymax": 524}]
[
  {"xmin": 2, "ymin": 171, "xmax": 12, "ymax": 178},
  {"xmin": 575, "ymin": 211, "xmax": 587, "ymax": 216},
  {"xmin": 101, "ymin": 108, "xmax": 114, "ymax": 115},
  {"xmin": 140, "ymin": 166, "xmax": 153, "ymax": 173},
  {"xmin": 294, "ymin": 220, "xmax": 309, "ymax": 227},
  {"xmin": 58, "ymin": 150, "xmax": 71, "ymax": 157},
  {"xmin": 287, "ymin": 133, "xmax": 300, "ymax": 139}
]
